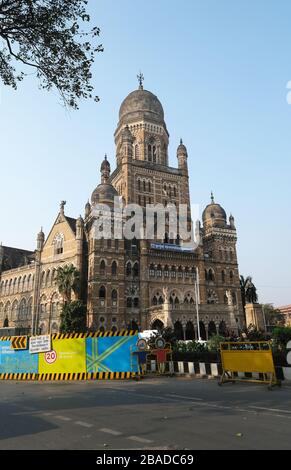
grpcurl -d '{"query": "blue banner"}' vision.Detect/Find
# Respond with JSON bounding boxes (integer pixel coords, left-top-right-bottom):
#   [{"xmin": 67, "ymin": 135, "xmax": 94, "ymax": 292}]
[
  {"xmin": 86, "ymin": 335, "xmax": 139, "ymax": 373},
  {"xmin": 0, "ymin": 340, "xmax": 38, "ymax": 374}
]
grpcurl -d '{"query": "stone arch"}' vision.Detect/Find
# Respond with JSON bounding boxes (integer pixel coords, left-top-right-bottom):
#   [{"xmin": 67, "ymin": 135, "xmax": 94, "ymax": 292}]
[
  {"xmin": 151, "ymin": 319, "xmax": 164, "ymax": 332},
  {"xmin": 174, "ymin": 320, "xmax": 184, "ymax": 340},
  {"xmin": 19, "ymin": 298, "xmax": 27, "ymax": 320},
  {"xmin": 185, "ymin": 321, "xmax": 195, "ymax": 340},
  {"xmin": 111, "ymin": 260, "xmax": 117, "ymax": 276},
  {"xmin": 219, "ymin": 320, "xmax": 227, "ymax": 336},
  {"xmin": 11, "ymin": 300, "xmax": 18, "ymax": 321},
  {"xmin": 208, "ymin": 321, "xmax": 217, "ymax": 337},
  {"xmin": 199, "ymin": 321, "xmax": 207, "ymax": 340},
  {"xmin": 4, "ymin": 301, "xmax": 11, "ymax": 321}
]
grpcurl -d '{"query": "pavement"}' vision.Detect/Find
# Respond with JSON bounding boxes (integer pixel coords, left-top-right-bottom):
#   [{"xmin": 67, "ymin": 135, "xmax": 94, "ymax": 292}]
[{"xmin": 0, "ymin": 377, "xmax": 290, "ymax": 450}]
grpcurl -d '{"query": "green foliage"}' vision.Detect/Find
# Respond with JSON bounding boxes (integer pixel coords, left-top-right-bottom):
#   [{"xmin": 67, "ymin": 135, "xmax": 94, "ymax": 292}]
[
  {"xmin": 262, "ymin": 304, "xmax": 285, "ymax": 327},
  {"xmin": 272, "ymin": 327, "xmax": 291, "ymax": 351},
  {"xmin": 207, "ymin": 335, "xmax": 225, "ymax": 351},
  {"xmin": 55, "ymin": 264, "xmax": 80, "ymax": 302},
  {"xmin": 0, "ymin": 0, "xmax": 103, "ymax": 108},
  {"xmin": 60, "ymin": 300, "xmax": 87, "ymax": 333},
  {"xmin": 174, "ymin": 340, "xmax": 208, "ymax": 353},
  {"xmin": 240, "ymin": 324, "xmax": 270, "ymax": 341}
]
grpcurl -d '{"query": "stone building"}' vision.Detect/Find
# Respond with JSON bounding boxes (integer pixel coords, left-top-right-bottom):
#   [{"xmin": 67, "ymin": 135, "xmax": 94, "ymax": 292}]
[{"xmin": 0, "ymin": 79, "xmax": 245, "ymax": 339}]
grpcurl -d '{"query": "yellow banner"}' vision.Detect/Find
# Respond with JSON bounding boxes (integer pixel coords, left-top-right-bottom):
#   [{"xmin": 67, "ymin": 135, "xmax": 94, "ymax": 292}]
[{"xmin": 38, "ymin": 338, "xmax": 86, "ymax": 375}]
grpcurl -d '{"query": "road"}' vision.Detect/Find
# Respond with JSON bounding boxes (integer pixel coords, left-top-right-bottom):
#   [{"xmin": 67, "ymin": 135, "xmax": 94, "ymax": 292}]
[{"xmin": 0, "ymin": 377, "xmax": 290, "ymax": 450}]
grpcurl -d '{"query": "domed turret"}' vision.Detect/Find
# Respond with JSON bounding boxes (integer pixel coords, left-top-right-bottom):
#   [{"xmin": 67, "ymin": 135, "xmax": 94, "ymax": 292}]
[
  {"xmin": 202, "ymin": 193, "xmax": 227, "ymax": 228},
  {"xmin": 177, "ymin": 138, "xmax": 188, "ymax": 171},
  {"xmin": 119, "ymin": 89, "xmax": 164, "ymax": 125},
  {"xmin": 91, "ymin": 156, "xmax": 118, "ymax": 206},
  {"xmin": 85, "ymin": 200, "xmax": 91, "ymax": 218},
  {"xmin": 101, "ymin": 154, "xmax": 110, "ymax": 183}
]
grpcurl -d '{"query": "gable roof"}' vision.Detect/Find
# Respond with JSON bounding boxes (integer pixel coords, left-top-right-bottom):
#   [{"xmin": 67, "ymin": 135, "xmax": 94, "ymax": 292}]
[{"xmin": 1, "ymin": 246, "xmax": 35, "ymax": 272}]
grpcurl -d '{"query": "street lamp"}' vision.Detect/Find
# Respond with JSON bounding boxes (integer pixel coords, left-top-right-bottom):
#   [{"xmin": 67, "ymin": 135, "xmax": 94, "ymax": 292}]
[{"xmin": 195, "ymin": 267, "xmax": 201, "ymax": 341}]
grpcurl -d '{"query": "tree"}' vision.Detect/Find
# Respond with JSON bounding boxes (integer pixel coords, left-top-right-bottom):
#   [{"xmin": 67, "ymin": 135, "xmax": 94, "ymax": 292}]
[
  {"xmin": 262, "ymin": 304, "xmax": 285, "ymax": 327},
  {"xmin": 240, "ymin": 275, "xmax": 258, "ymax": 307},
  {"xmin": 60, "ymin": 300, "xmax": 87, "ymax": 333},
  {"xmin": 0, "ymin": 0, "xmax": 103, "ymax": 109},
  {"xmin": 55, "ymin": 264, "xmax": 80, "ymax": 303}
]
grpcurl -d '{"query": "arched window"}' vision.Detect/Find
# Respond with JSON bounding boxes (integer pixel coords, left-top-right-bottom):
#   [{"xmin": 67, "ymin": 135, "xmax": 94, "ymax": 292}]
[
  {"xmin": 133, "ymin": 298, "xmax": 139, "ymax": 308},
  {"xmin": 151, "ymin": 319, "xmax": 164, "ymax": 332},
  {"xmin": 111, "ymin": 289, "xmax": 118, "ymax": 306},
  {"xmin": 224, "ymin": 293, "xmax": 228, "ymax": 304},
  {"xmin": 53, "ymin": 233, "xmax": 64, "ymax": 255},
  {"xmin": 208, "ymin": 321, "xmax": 217, "ymax": 337},
  {"xmin": 164, "ymin": 265, "xmax": 169, "ymax": 277},
  {"xmin": 164, "ymin": 232, "xmax": 169, "ymax": 244},
  {"xmin": 11, "ymin": 300, "xmax": 18, "ymax": 321},
  {"xmin": 232, "ymin": 292, "xmax": 237, "ymax": 305},
  {"xmin": 126, "ymin": 262, "xmax": 132, "ymax": 277},
  {"xmin": 135, "ymin": 145, "xmax": 140, "ymax": 159},
  {"xmin": 230, "ymin": 270, "xmax": 234, "ymax": 283},
  {"xmin": 185, "ymin": 267, "xmax": 189, "ymax": 278},
  {"xmin": 158, "ymin": 296, "xmax": 164, "ymax": 305},
  {"xmin": 186, "ymin": 322, "xmax": 195, "ymax": 340},
  {"xmin": 138, "ymin": 179, "xmax": 141, "ymax": 191},
  {"xmin": 111, "ymin": 261, "xmax": 117, "ymax": 276},
  {"xmin": 111, "ymin": 326, "xmax": 117, "ymax": 333},
  {"xmin": 178, "ymin": 266, "xmax": 183, "ymax": 278},
  {"xmin": 148, "ymin": 181, "xmax": 151, "ymax": 192},
  {"xmin": 208, "ymin": 269, "xmax": 215, "ymax": 281},
  {"xmin": 99, "ymin": 286, "xmax": 106, "ymax": 306},
  {"xmin": 127, "ymin": 297, "xmax": 132, "ymax": 308},
  {"xmin": 221, "ymin": 270, "xmax": 226, "ymax": 283},
  {"xmin": 100, "ymin": 260, "xmax": 106, "ymax": 276},
  {"xmin": 171, "ymin": 266, "xmax": 176, "ymax": 278},
  {"xmin": 156, "ymin": 264, "xmax": 162, "ymax": 277},
  {"xmin": 174, "ymin": 321, "xmax": 183, "ymax": 340},
  {"xmin": 148, "ymin": 145, "xmax": 152, "ymax": 162},
  {"xmin": 152, "ymin": 296, "xmax": 158, "ymax": 306},
  {"xmin": 133, "ymin": 262, "xmax": 139, "ymax": 278},
  {"xmin": 19, "ymin": 299, "xmax": 27, "ymax": 320},
  {"xmin": 143, "ymin": 180, "xmax": 146, "ymax": 192},
  {"xmin": 219, "ymin": 320, "xmax": 227, "ymax": 336},
  {"xmin": 149, "ymin": 264, "xmax": 155, "ymax": 277}
]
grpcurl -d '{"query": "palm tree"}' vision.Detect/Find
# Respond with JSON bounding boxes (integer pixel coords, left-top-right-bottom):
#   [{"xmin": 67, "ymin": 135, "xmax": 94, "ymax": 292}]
[
  {"xmin": 55, "ymin": 264, "xmax": 80, "ymax": 303},
  {"xmin": 240, "ymin": 275, "xmax": 258, "ymax": 309}
]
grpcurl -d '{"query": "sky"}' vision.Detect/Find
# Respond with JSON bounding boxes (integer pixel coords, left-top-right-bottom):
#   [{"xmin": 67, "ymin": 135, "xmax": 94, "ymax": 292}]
[{"xmin": 0, "ymin": 0, "xmax": 290, "ymax": 306}]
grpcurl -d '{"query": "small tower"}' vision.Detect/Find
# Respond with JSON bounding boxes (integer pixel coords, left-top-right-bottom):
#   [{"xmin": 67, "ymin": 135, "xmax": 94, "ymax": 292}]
[
  {"xmin": 37, "ymin": 228, "xmax": 45, "ymax": 252},
  {"xmin": 121, "ymin": 125, "xmax": 133, "ymax": 162},
  {"xmin": 177, "ymin": 139, "xmax": 188, "ymax": 173},
  {"xmin": 229, "ymin": 214, "xmax": 235, "ymax": 229},
  {"xmin": 0, "ymin": 242, "xmax": 3, "ymax": 275},
  {"xmin": 85, "ymin": 200, "xmax": 91, "ymax": 219},
  {"xmin": 101, "ymin": 154, "xmax": 111, "ymax": 183}
]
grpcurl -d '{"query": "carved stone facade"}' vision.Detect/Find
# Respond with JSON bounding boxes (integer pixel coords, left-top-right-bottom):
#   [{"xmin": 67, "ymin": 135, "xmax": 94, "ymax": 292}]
[{"xmin": 0, "ymin": 82, "xmax": 245, "ymax": 338}]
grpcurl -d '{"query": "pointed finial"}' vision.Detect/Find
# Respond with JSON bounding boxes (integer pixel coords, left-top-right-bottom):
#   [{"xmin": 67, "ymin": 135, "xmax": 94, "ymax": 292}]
[
  {"xmin": 137, "ymin": 71, "xmax": 144, "ymax": 90},
  {"xmin": 211, "ymin": 191, "xmax": 214, "ymax": 204},
  {"xmin": 104, "ymin": 153, "xmax": 107, "ymax": 160},
  {"xmin": 180, "ymin": 138, "xmax": 183, "ymax": 145}
]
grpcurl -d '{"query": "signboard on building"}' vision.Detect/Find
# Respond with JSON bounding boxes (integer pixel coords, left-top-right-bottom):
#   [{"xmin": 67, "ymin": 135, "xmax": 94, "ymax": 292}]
[
  {"xmin": 29, "ymin": 335, "xmax": 51, "ymax": 354},
  {"xmin": 150, "ymin": 243, "xmax": 194, "ymax": 252}
]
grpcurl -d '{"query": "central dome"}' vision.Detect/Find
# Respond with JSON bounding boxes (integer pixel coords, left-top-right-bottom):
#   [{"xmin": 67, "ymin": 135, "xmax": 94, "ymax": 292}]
[{"xmin": 119, "ymin": 89, "xmax": 164, "ymax": 123}]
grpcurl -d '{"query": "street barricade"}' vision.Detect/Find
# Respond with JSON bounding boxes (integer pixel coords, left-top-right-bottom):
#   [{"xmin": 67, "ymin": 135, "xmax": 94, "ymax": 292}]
[{"xmin": 219, "ymin": 341, "xmax": 281, "ymax": 389}]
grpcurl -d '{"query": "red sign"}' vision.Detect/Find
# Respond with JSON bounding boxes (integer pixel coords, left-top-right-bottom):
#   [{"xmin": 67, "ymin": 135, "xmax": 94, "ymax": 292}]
[{"xmin": 45, "ymin": 350, "xmax": 57, "ymax": 364}]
